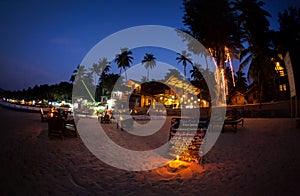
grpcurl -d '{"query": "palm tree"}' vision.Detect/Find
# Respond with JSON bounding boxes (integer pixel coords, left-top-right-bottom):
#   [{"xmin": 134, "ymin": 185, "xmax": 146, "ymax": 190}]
[
  {"xmin": 276, "ymin": 7, "xmax": 300, "ymax": 53},
  {"xmin": 163, "ymin": 69, "xmax": 184, "ymax": 81},
  {"xmin": 91, "ymin": 58, "xmax": 111, "ymax": 86},
  {"xmin": 234, "ymin": 70, "xmax": 248, "ymax": 93},
  {"xmin": 70, "ymin": 65, "xmax": 79, "ymax": 84},
  {"xmin": 233, "ymin": 0, "xmax": 276, "ymax": 106},
  {"xmin": 98, "ymin": 57, "xmax": 111, "ymax": 76},
  {"xmin": 182, "ymin": 0, "xmax": 242, "ymax": 104},
  {"xmin": 190, "ymin": 63, "xmax": 214, "ymax": 102},
  {"xmin": 141, "ymin": 53, "xmax": 156, "ymax": 81},
  {"xmin": 70, "ymin": 65, "xmax": 86, "ymax": 84},
  {"xmin": 90, "ymin": 63, "xmax": 100, "ymax": 86},
  {"xmin": 182, "ymin": 0, "xmax": 242, "ymax": 69},
  {"xmin": 114, "ymin": 48, "xmax": 133, "ymax": 81},
  {"xmin": 99, "ymin": 73, "xmax": 120, "ymax": 96},
  {"xmin": 176, "ymin": 50, "xmax": 193, "ymax": 78}
]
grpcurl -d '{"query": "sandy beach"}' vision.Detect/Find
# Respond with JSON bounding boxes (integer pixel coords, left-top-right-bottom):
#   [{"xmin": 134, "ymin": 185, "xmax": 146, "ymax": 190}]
[{"xmin": 0, "ymin": 106, "xmax": 300, "ymax": 195}]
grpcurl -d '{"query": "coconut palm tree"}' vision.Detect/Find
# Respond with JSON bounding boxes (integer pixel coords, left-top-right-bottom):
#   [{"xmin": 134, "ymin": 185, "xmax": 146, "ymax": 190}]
[
  {"xmin": 70, "ymin": 65, "xmax": 86, "ymax": 84},
  {"xmin": 233, "ymin": 0, "xmax": 276, "ymax": 106},
  {"xmin": 90, "ymin": 63, "xmax": 100, "ymax": 86},
  {"xmin": 95, "ymin": 58, "xmax": 111, "ymax": 85},
  {"xmin": 114, "ymin": 48, "xmax": 133, "ymax": 81},
  {"xmin": 182, "ymin": 0, "xmax": 242, "ymax": 105},
  {"xmin": 176, "ymin": 50, "xmax": 193, "ymax": 78},
  {"xmin": 234, "ymin": 70, "xmax": 248, "ymax": 93},
  {"xmin": 182, "ymin": 0, "xmax": 242, "ymax": 69},
  {"xmin": 163, "ymin": 69, "xmax": 184, "ymax": 82},
  {"xmin": 141, "ymin": 53, "xmax": 156, "ymax": 81},
  {"xmin": 98, "ymin": 58, "xmax": 111, "ymax": 76},
  {"xmin": 90, "ymin": 58, "xmax": 111, "ymax": 86}
]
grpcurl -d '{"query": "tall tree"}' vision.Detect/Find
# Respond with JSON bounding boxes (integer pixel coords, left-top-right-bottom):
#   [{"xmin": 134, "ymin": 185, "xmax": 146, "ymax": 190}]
[
  {"xmin": 182, "ymin": 0, "xmax": 242, "ymax": 105},
  {"xmin": 90, "ymin": 58, "xmax": 111, "ymax": 86},
  {"xmin": 141, "ymin": 53, "xmax": 156, "ymax": 81},
  {"xmin": 70, "ymin": 65, "xmax": 86, "ymax": 84},
  {"xmin": 163, "ymin": 69, "xmax": 184, "ymax": 81},
  {"xmin": 99, "ymin": 73, "xmax": 120, "ymax": 96},
  {"xmin": 276, "ymin": 7, "xmax": 300, "ymax": 53},
  {"xmin": 182, "ymin": 0, "xmax": 242, "ymax": 69},
  {"xmin": 176, "ymin": 50, "xmax": 193, "ymax": 78},
  {"xmin": 114, "ymin": 48, "xmax": 133, "ymax": 81},
  {"xmin": 98, "ymin": 57, "xmax": 111, "ymax": 77},
  {"xmin": 234, "ymin": 70, "xmax": 248, "ymax": 93},
  {"xmin": 190, "ymin": 64, "xmax": 212, "ymax": 101},
  {"xmin": 275, "ymin": 7, "xmax": 300, "ymax": 96},
  {"xmin": 233, "ymin": 0, "xmax": 277, "ymax": 105},
  {"xmin": 90, "ymin": 63, "xmax": 100, "ymax": 86}
]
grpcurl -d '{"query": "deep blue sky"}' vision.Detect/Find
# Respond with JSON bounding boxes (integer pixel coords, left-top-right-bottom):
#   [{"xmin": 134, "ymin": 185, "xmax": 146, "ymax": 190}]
[{"xmin": 0, "ymin": 0, "xmax": 298, "ymax": 91}]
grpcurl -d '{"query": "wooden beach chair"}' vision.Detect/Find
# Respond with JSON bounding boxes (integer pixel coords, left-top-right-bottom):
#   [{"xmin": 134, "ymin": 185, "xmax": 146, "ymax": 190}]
[{"xmin": 222, "ymin": 107, "xmax": 244, "ymax": 133}]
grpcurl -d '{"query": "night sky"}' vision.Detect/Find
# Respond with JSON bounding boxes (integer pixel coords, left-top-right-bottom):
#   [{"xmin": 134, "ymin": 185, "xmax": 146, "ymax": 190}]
[{"xmin": 0, "ymin": 0, "xmax": 298, "ymax": 91}]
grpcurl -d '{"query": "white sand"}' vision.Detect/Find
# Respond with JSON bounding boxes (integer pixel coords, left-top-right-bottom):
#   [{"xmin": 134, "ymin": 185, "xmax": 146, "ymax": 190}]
[{"xmin": 0, "ymin": 107, "xmax": 300, "ymax": 195}]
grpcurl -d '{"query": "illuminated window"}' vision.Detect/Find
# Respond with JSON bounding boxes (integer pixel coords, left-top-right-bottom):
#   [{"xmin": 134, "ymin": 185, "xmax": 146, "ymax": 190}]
[
  {"xmin": 279, "ymin": 84, "xmax": 287, "ymax": 91},
  {"xmin": 275, "ymin": 62, "xmax": 285, "ymax": 76},
  {"xmin": 283, "ymin": 84, "xmax": 287, "ymax": 91},
  {"xmin": 279, "ymin": 70, "xmax": 284, "ymax": 76}
]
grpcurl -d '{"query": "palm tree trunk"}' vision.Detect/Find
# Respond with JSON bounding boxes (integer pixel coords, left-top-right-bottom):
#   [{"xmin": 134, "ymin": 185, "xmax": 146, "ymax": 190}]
[
  {"xmin": 124, "ymin": 68, "xmax": 127, "ymax": 81},
  {"xmin": 147, "ymin": 69, "xmax": 149, "ymax": 81}
]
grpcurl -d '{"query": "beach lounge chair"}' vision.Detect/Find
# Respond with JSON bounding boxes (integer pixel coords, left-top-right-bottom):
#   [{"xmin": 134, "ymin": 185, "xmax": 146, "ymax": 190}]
[
  {"xmin": 48, "ymin": 116, "xmax": 65, "ymax": 140},
  {"xmin": 222, "ymin": 107, "xmax": 244, "ymax": 133}
]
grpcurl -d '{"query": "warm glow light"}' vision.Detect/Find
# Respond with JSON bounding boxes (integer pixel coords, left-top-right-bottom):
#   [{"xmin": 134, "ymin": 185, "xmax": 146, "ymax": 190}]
[{"xmin": 168, "ymin": 158, "xmax": 190, "ymax": 169}]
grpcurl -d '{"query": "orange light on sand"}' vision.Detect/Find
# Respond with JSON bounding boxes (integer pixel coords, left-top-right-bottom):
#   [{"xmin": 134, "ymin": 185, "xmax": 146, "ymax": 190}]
[
  {"xmin": 168, "ymin": 155, "xmax": 190, "ymax": 169},
  {"xmin": 168, "ymin": 159, "xmax": 190, "ymax": 169}
]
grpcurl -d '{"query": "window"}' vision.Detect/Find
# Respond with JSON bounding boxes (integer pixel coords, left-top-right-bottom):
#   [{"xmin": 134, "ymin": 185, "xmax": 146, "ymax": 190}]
[
  {"xmin": 283, "ymin": 84, "xmax": 287, "ymax": 91},
  {"xmin": 279, "ymin": 84, "xmax": 287, "ymax": 91},
  {"xmin": 275, "ymin": 62, "xmax": 285, "ymax": 76},
  {"xmin": 279, "ymin": 70, "xmax": 285, "ymax": 76}
]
